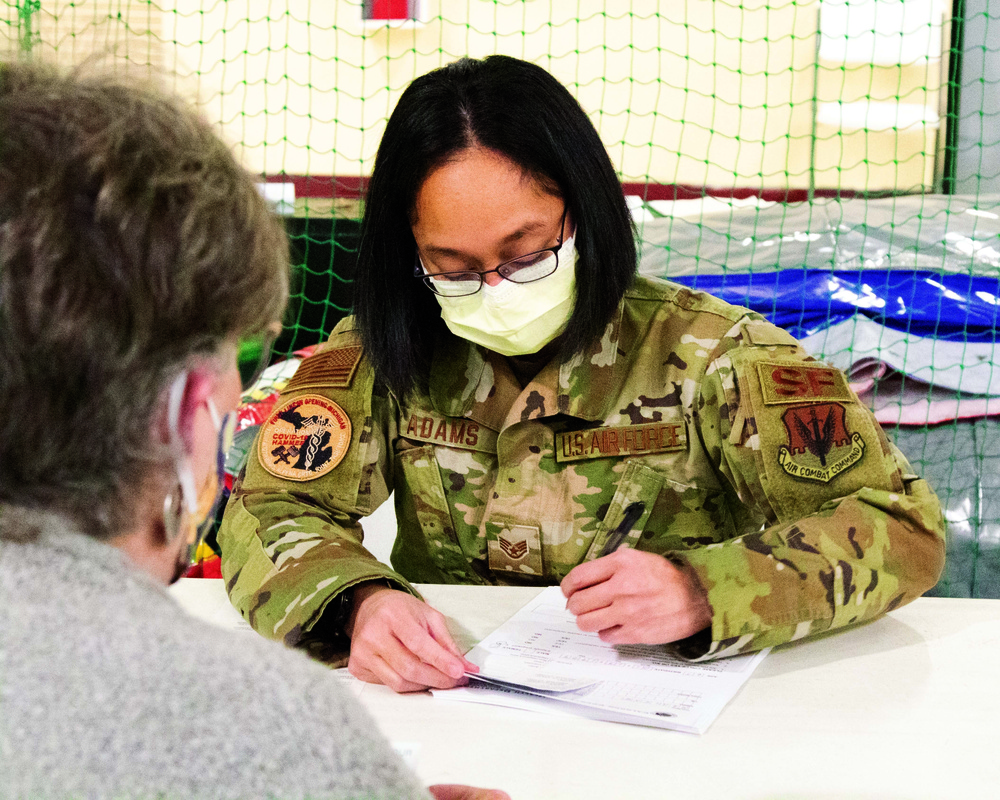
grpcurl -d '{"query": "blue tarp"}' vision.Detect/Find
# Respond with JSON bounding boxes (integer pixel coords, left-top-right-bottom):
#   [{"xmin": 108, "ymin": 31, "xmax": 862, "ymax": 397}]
[
  {"xmin": 666, "ymin": 268, "xmax": 1000, "ymax": 341},
  {"xmin": 637, "ymin": 194, "xmax": 1000, "ymax": 341}
]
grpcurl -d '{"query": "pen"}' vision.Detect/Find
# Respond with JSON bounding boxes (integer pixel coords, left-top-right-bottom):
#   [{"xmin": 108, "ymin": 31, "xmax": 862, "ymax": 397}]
[{"xmin": 598, "ymin": 501, "xmax": 646, "ymax": 557}]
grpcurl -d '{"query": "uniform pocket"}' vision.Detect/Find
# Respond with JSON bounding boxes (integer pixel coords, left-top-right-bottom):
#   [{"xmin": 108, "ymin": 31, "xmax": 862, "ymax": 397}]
[
  {"xmin": 583, "ymin": 460, "xmax": 665, "ymax": 560},
  {"xmin": 649, "ymin": 478, "xmax": 733, "ymax": 549},
  {"xmin": 397, "ymin": 446, "xmax": 484, "ymax": 582}
]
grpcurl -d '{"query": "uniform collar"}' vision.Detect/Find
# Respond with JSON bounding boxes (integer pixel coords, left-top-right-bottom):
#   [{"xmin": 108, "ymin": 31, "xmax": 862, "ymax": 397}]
[{"xmin": 428, "ymin": 295, "xmax": 640, "ymax": 428}]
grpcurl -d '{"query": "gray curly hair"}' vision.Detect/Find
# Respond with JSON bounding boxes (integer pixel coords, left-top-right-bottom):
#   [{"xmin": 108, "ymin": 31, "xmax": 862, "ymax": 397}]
[{"xmin": 0, "ymin": 60, "xmax": 289, "ymax": 540}]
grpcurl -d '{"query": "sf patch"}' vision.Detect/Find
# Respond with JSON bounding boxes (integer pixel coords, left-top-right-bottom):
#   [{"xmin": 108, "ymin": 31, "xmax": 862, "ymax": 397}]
[
  {"xmin": 758, "ymin": 362, "xmax": 853, "ymax": 405},
  {"xmin": 777, "ymin": 402, "xmax": 865, "ymax": 483},
  {"xmin": 258, "ymin": 394, "xmax": 351, "ymax": 481}
]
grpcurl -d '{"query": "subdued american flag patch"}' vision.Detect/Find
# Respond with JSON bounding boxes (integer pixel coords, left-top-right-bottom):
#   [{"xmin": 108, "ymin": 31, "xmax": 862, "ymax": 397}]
[{"xmin": 285, "ymin": 345, "xmax": 363, "ymax": 392}]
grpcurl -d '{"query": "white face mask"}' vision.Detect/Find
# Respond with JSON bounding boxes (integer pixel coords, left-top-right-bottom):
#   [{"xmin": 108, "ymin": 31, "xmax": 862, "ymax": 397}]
[
  {"xmin": 164, "ymin": 371, "xmax": 235, "ymax": 581},
  {"xmin": 429, "ymin": 234, "xmax": 578, "ymax": 357}
]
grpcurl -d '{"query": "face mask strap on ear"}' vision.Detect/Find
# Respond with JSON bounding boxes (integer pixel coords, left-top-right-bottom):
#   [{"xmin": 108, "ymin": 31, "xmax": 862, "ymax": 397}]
[
  {"xmin": 162, "ymin": 484, "xmax": 184, "ymax": 544},
  {"xmin": 165, "ymin": 369, "xmax": 199, "ymax": 519},
  {"xmin": 202, "ymin": 396, "xmax": 235, "ymax": 521}
]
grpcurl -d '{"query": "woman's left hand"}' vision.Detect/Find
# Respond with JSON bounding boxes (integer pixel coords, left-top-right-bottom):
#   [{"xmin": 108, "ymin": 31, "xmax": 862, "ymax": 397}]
[{"xmin": 560, "ymin": 548, "xmax": 712, "ymax": 645}]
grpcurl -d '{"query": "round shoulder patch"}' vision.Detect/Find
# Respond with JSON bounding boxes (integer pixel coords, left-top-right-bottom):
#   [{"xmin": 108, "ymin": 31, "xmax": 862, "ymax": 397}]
[{"xmin": 257, "ymin": 394, "xmax": 352, "ymax": 482}]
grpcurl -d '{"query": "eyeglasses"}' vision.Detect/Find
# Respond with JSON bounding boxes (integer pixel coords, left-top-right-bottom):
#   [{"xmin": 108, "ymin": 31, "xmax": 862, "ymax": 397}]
[
  {"xmin": 238, "ymin": 321, "xmax": 282, "ymax": 392},
  {"xmin": 416, "ymin": 207, "xmax": 568, "ymax": 298}
]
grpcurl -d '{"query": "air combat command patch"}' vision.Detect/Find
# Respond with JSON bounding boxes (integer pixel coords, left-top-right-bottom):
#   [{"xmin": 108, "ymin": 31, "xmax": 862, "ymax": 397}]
[
  {"xmin": 258, "ymin": 394, "xmax": 351, "ymax": 481},
  {"xmin": 777, "ymin": 402, "xmax": 865, "ymax": 483}
]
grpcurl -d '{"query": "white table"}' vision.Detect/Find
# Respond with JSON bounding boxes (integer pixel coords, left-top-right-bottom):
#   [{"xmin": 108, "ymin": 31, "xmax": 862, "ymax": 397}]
[{"xmin": 171, "ymin": 579, "xmax": 1000, "ymax": 799}]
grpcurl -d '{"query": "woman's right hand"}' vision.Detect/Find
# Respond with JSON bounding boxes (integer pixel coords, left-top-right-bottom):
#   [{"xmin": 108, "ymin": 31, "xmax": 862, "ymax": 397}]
[
  {"xmin": 346, "ymin": 584, "xmax": 479, "ymax": 692},
  {"xmin": 429, "ymin": 785, "xmax": 511, "ymax": 800}
]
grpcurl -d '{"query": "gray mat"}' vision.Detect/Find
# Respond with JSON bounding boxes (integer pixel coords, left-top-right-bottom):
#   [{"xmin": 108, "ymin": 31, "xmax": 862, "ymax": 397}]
[{"xmin": 890, "ymin": 420, "xmax": 1000, "ymax": 598}]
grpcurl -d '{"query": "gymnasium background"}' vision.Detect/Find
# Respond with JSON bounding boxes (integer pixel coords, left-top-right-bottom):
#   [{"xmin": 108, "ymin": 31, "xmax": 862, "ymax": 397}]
[{"xmin": 4, "ymin": 0, "xmax": 999, "ymax": 596}]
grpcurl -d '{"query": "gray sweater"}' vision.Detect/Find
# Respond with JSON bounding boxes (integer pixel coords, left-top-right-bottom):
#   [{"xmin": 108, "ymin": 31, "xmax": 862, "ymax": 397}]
[{"xmin": 0, "ymin": 513, "xmax": 431, "ymax": 799}]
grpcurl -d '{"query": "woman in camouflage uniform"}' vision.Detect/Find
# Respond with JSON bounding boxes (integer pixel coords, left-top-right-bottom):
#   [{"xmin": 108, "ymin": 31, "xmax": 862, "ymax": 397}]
[{"xmin": 219, "ymin": 55, "xmax": 945, "ymax": 693}]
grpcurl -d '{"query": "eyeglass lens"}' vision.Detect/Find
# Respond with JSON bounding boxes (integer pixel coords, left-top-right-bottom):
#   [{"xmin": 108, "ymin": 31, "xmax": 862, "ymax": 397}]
[{"xmin": 425, "ymin": 248, "xmax": 559, "ymax": 297}]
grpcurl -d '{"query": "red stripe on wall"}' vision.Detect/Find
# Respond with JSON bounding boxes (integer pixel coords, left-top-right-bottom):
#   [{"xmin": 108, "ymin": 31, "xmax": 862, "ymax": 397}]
[{"xmin": 261, "ymin": 175, "xmax": 854, "ymax": 204}]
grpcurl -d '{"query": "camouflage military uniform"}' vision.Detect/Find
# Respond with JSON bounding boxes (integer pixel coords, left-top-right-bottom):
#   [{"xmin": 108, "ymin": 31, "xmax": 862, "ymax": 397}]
[{"xmin": 219, "ymin": 276, "xmax": 945, "ymax": 662}]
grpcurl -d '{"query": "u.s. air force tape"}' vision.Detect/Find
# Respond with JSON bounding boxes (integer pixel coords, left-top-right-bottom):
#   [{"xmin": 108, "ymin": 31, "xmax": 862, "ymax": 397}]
[
  {"xmin": 556, "ymin": 421, "xmax": 686, "ymax": 462},
  {"xmin": 257, "ymin": 394, "xmax": 351, "ymax": 481}
]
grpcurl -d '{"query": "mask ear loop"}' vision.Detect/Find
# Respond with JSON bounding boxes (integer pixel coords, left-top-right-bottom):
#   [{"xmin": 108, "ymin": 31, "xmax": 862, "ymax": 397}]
[
  {"xmin": 187, "ymin": 398, "xmax": 237, "ymax": 566},
  {"xmin": 166, "ymin": 370, "xmax": 199, "ymax": 517},
  {"xmin": 164, "ymin": 370, "xmax": 196, "ymax": 542},
  {"xmin": 162, "ymin": 486, "xmax": 184, "ymax": 544},
  {"xmin": 201, "ymin": 396, "xmax": 229, "ymax": 527}
]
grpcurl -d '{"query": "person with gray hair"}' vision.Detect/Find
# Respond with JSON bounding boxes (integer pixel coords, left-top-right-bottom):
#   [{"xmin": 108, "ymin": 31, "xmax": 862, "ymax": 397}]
[{"xmin": 0, "ymin": 60, "xmax": 506, "ymax": 800}]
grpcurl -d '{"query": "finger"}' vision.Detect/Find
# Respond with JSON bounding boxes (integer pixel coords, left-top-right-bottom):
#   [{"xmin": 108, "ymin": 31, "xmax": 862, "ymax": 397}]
[
  {"xmin": 353, "ymin": 624, "xmax": 462, "ymax": 691},
  {"xmin": 346, "ymin": 660, "xmax": 378, "ymax": 684},
  {"xmin": 424, "ymin": 612, "xmax": 480, "ymax": 673},
  {"xmin": 573, "ymin": 603, "xmax": 625, "ymax": 634},
  {"xmin": 395, "ymin": 608, "xmax": 465, "ymax": 679},
  {"xmin": 564, "ymin": 579, "xmax": 618, "ymax": 617},
  {"xmin": 561, "ymin": 554, "xmax": 619, "ymax": 598},
  {"xmin": 350, "ymin": 599, "xmax": 469, "ymax": 689},
  {"xmin": 597, "ymin": 624, "xmax": 632, "ymax": 645},
  {"xmin": 381, "ymin": 635, "xmax": 469, "ymax": 690},
  {"xmin": 428, "ymin": 786, "xmax": 511, "ymax": 800},
  {"xmin": 397, "ymin": 629, "xmax": 465, "ymax": 681},
  {"xmin": 429, "ymin": 785, "xmax": 512, "ymax": 800},
  {"xmin": 430, "ymin": 621, "xmax": 479, "ymax": 674},
  {"xmin": 348, "ymin": 653, "xmax": 428, "ymax": 693},
  {"xmin": 599, "ymin": 625, "xmax": 665, "ymax": 646}
]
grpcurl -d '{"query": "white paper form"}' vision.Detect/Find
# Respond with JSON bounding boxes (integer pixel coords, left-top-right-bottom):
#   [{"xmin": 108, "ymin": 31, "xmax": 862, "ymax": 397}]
[{"xmin": 433, "ymin": 586, "xmax": 768, "ymax": 734}]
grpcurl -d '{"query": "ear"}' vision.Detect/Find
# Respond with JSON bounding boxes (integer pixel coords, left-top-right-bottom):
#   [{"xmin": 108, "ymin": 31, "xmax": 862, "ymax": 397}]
[{"xmin": 157, "ymin": 366, "xmax": 217, "ymax": 455}]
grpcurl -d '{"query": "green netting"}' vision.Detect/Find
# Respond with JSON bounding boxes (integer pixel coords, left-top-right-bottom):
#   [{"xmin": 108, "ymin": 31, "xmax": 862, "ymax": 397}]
[{"xmin": 3, "ymin": 0, "xmax": 999, "ymax": 597}]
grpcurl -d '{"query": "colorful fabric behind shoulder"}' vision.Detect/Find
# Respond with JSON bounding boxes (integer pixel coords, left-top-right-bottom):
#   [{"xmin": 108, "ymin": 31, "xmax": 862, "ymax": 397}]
[{"xmin": 662, "ymin": 269, "xmax": 1000, "ymax": 342}]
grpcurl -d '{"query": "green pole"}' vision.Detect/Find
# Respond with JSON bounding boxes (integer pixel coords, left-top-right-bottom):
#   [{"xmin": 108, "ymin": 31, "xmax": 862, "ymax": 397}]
[{"xmin": 18, "ymin": 0, "xmax": 41, "ymax": 56}]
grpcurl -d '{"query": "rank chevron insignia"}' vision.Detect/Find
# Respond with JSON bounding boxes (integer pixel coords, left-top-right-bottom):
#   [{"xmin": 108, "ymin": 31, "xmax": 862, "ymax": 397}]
[{"xmin": 498, "ymin": 536, "xmax": 528, "ymax": 559}]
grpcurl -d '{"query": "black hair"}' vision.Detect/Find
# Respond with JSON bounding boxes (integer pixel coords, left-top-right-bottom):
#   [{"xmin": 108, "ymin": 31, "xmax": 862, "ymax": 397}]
[{"xmin": 354, "ymin": 55, "xmax": 636, "ymax": 400}]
